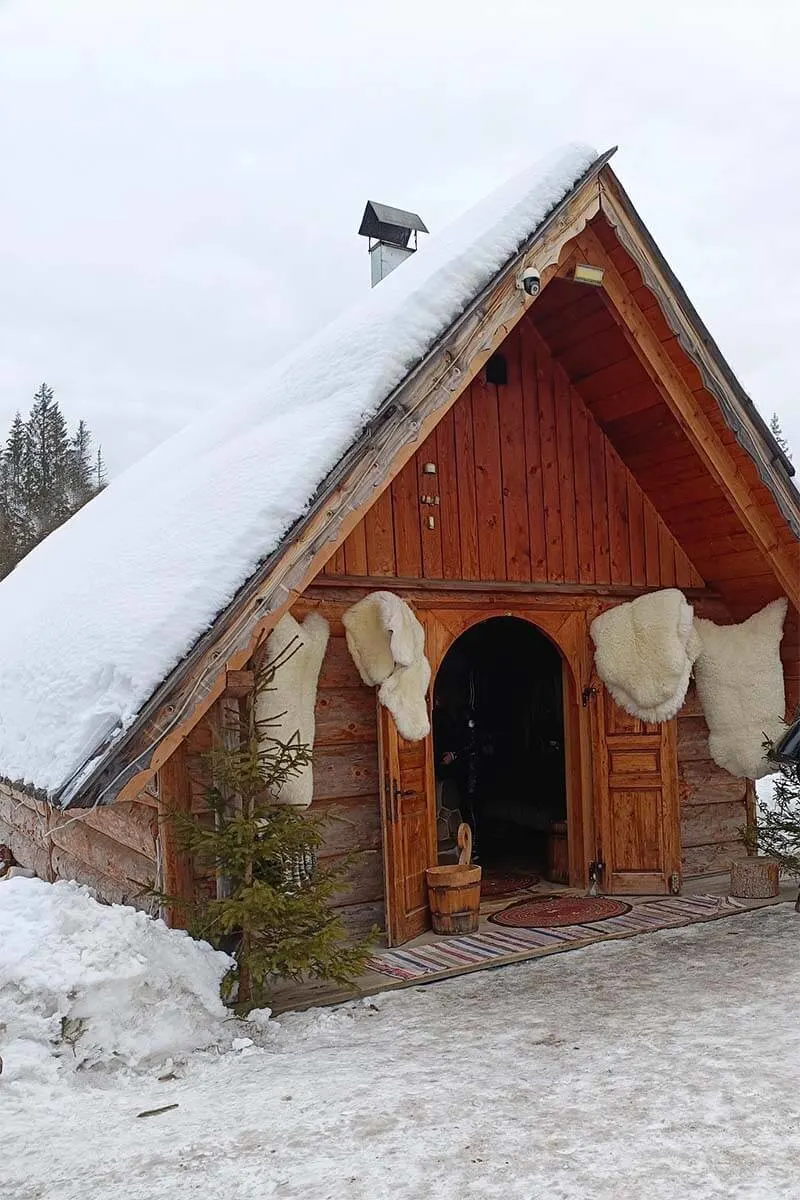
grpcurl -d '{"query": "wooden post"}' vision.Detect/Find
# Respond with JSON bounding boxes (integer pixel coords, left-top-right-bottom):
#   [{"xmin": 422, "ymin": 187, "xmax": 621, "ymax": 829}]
[{"xmin": 157, "ymin": 740, "xmax": 194, "ymax": 927}]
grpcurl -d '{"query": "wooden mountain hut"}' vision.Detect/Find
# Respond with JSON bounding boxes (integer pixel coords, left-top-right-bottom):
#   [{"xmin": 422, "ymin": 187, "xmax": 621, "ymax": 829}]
[{"xmin": 0, "ymin": 144, "xmax": 797, "ymax": 951}]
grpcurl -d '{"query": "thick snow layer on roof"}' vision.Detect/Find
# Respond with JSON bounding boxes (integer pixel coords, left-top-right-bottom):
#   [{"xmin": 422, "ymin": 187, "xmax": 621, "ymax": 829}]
[{"xmin": 0, "ymin": 143, "xmax": 598, "ymax": 797}]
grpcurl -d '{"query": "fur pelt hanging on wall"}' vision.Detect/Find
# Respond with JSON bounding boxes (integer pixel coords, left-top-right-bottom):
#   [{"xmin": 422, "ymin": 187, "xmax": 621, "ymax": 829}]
[
  {"xmin": 693, "ymin": 598, "xmax": 788, "ymax": 780},
  {"xmin": 254, "ymin": 610, "xmax": 330, "ymax": 807},
  {"xmin": 590, "ymin": 588, "xmax": 700, "ymax": 723},
  {"xmin": 342, "ymin": 591, "xmax": 431, "ymax": 741}
]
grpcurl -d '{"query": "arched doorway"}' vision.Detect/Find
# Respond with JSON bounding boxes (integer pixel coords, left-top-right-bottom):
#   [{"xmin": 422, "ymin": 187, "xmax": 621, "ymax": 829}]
[{"xmin": 432, "ymin": 616, "xmax": 569, "ymax": 885}]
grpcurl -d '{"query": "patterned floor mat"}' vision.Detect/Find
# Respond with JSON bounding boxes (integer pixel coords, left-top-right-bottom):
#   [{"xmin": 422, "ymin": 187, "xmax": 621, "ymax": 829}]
[{"xmin": 368, "ymin": 894, "xmax": 757, "ymax": 982}]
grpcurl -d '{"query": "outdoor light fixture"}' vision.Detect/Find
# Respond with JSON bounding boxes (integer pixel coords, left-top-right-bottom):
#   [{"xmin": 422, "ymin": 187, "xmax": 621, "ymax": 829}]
[{"xmin": 573, "ymin": 262, "xmax": 605, "ymax": 286}]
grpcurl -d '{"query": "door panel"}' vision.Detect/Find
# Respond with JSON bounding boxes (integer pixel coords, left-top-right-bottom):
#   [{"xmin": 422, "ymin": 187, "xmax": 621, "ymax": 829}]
[
  {"xmin": 378, "ymin": 704, "xmax": 437, "ymax": 946},
  {"xmin": 594, "ymin": 689, "xmax": 681, "ymax": 894}
]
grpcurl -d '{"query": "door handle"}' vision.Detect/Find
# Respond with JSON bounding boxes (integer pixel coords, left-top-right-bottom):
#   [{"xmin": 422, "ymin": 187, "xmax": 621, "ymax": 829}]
[{"xmin": 390, "ymin": 781, "xmax": 415, "ymax": 822}]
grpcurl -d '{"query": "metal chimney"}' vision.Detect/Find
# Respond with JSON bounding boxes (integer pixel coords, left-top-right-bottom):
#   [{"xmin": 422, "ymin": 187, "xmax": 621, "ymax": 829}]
[{"xmin": 358, "ymin": 201, "xmax": 428, "ymax": 286}]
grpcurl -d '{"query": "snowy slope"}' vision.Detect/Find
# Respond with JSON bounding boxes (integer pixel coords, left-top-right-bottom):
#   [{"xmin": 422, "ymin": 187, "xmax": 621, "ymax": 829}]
[
  {"xmin": 0, "ymin": 143, "xmax": 599, "ymax": 797},
  {"xmin": 3, "ymin": 899, "xmax": 800, "ymax": 1200}
]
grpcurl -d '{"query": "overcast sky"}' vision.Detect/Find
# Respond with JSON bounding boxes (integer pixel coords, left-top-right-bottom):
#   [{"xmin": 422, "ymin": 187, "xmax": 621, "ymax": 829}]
[{"xmin": 1, "ymin": 0, "xmax": 798, "ymax": 476}]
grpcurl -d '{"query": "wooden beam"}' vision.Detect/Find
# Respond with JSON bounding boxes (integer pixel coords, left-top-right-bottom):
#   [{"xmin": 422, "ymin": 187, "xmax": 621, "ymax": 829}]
[
  {"xmin": 574, "ymin": 226, "xmax": 800, "ymax": 609},
  {"xmin": 598, "ymin": 172, "xmax": 800, "ymax": 539},
  {"xmin": 307, "ymin": 574, "xmax": 719, "ymax": 600},
  {"xmin": 223, "ymin": 669, "xmax": 255, "ymax": 699},
  {"xmin": 156, "ymin": 741, "xmax": 194, "ymax": 928}
]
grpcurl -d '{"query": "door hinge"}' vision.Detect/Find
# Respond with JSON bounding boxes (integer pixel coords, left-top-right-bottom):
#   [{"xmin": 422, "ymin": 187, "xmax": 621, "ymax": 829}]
[
  {"xmin": 582, "ymin": 685, "xmax": 598, "ymax": 707},
  {"xmin": 669, "ymin": 872, "xmax": 681, "ymax": 895}
]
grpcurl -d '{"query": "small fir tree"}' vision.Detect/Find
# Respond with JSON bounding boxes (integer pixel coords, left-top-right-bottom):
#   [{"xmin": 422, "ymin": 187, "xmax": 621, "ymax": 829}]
[
  {"xmin": 157, "ymin": 640, "xmax": 374, "ymax": 1008},
  {"xmin": 770, "ymin": 412, "xmax": 792, "ymax": 460},
  {"xmin": 745, "ymin": 715, "xmax": 800, "ymax": 911}
]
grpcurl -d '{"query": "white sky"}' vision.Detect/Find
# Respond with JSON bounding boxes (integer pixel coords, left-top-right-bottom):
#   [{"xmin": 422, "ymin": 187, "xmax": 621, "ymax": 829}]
[{"xmin": 1, "ymin": 0, "xmax": 798, "ymax": 475}]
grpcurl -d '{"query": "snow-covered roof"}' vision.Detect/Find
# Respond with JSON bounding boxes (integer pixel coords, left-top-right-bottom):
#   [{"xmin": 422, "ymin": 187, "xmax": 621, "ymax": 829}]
[{"xmin": 0, "ymin": 143, "xmax": 600, "ymax": 799}]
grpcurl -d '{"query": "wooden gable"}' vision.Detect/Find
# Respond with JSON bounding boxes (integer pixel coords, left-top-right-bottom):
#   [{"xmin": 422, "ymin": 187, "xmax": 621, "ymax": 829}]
[{"xmin": 327, "ymin": 319, "xmax": 705, "ymax": 594}]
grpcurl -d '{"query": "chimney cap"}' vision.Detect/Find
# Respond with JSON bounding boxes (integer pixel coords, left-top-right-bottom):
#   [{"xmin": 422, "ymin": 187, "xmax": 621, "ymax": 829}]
[{"xmin": 358, "ymin": 200, "xmax": 429, "ymax": 248}]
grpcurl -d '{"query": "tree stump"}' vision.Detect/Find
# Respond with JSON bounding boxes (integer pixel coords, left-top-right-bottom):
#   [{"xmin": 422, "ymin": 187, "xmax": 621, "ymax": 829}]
[{"xmin": 730, "ymin": 856, "xmax": 779, "ymax": 899}]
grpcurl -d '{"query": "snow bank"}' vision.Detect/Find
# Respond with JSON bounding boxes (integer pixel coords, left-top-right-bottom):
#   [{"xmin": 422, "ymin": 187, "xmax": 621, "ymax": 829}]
[
  {"xmin": 0, "ymin": 143, "xmax": 599, "ymax": 798},
  {"xmin": 0, "ymin": 876, "xmax": 232, "ymax": 1085}
]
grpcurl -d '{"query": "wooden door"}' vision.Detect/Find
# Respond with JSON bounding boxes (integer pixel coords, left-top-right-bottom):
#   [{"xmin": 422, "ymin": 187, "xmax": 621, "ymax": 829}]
[
  {"xmin": 593, "ymin": 688, "xmax": 681, "ymax": 894},
  {"xmin": 377, "ymin": 704, "xmax": 438, "ymax": 946}
]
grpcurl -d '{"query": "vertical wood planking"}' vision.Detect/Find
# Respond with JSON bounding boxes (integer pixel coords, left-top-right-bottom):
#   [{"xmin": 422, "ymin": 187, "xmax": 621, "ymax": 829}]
[
  {"xmin": 453, "ymin": 387, "xmax": 480, "ymax": 579},
  {"xmin": 675, "ymin": 544, "xmax": 700, "ymax": 589},
  {"xmin": 626, "ymin": 472, "xmax": 646, "ymax": 586},
  {"xmin": 570, "ymin": 388, "xmax": 595, "ymax": 583},
  {"xmin": 435, "ymin": 409, "xmax": 462, "ymax": 580},
  {"xmin": 521, "ymin": 336, "xmax": 548, "ymax": 580},
  {"xmin": 418, "ymin": 434, "xmax": 444, "ymax": 579},
  {"xmin": 658, "ymin": 520, "xmax": 676, "ymax": 584},
  {"xmin": 606, "ymin": 443, "xmax": 631, "ymax": 584},
  {"xmin": 471, "ymin": 376, "xmax": 507, "ymax": 579},
  {"xmin": 587, "ymin": 416, "xmax": 611, "ymax": 584},
  {"xmin": 643, "ymin": 497, "xmax": 662, "ymax": 587},
  {"xmin": 364, "ymin": 487, "xmax": 397, "ymax": 576},
  {"xmin": 538, "ymin": 356, "xmax": 564, "ymax": 582},
  {"xmin": 498, "ymin": 336, "xmax": 532, "ymax": 581},
  {"xmin": 391, "ymin": 457, "xmax": 423, "ymax": 577},
  {"xmin": 325, "ymin": 544, "xmax": 347, "ymax": 575},
  {"xmin": 343, "ymin": 518, "xmax": 368, "ymax": 577},
  {"xmin": 555, "ymin": 369, "xmax": 579, "ymax": 582},
  {"xmin": 309, "ymin": 322, "xmax": 710, "ymax": 598}
]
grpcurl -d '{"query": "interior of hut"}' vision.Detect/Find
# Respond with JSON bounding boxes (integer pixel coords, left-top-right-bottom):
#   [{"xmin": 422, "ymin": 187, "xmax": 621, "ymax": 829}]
[{"xmin": 432, "ymin": 617, "xmax": 568, "ymax": 885}]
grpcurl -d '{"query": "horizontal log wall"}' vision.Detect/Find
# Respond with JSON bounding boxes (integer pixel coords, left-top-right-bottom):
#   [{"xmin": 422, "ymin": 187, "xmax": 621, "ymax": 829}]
[
  {"xmin": 305, "ymin": 613, "xmax": 384, "ymax": 939},
  {"xmin": 172, "ymin": 620, "xmax": 384, "ymax": 939},
  {"xmin": 676, "ymin": 684, "xmax": 748, "ymax": 876},
  {"xmin": 0, "ymin": 781, "xmax": 158, "ymax": 907}
]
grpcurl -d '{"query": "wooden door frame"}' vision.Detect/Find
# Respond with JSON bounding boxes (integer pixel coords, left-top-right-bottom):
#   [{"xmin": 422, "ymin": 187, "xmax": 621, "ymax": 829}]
[{"xmin": 414, "ymin": 602, "xmax": 596, "ymax": 891}]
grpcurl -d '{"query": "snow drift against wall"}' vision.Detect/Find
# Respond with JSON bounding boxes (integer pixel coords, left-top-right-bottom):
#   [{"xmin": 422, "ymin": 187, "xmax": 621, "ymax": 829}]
[
  {"xmin": 0, "ymin": 143, "xmax": 598, "ymax": 798},
  {"xmin": 0, "ymin": 876, "xmax": 232, "ymax": 1086}
]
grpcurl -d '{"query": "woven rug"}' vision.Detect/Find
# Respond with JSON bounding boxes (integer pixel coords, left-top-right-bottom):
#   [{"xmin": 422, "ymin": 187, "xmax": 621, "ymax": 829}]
[
  {"xmin": 489, "ymin": 895, "xmax": 630, "ymax": 927},
  {"xmin": 480, "ymin": 872, "xmax": 541, "ymax": 899},
  {"xmin": 367, "ymin": 893, "xmax": 756, "ymax": 982}
]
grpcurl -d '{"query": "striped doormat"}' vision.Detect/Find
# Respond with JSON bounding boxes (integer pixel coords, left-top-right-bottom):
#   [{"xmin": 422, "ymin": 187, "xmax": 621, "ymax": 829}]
[{"xmin": 367, "ymin": 894, "xmax": 757, "ymax": 982}]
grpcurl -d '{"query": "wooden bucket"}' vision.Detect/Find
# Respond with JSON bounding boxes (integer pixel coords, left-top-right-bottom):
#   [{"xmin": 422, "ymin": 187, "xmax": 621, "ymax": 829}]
[{"xmin": 426, "ymin": 863, "xmax": 482, "ymax": 935}]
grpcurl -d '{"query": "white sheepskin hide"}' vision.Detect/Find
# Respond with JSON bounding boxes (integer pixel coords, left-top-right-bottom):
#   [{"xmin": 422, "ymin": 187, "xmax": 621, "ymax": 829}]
[
  {"xmin": 342, "ymin": 591, "xmax": 431, "ymax": 741},
  {"xmin": 590, "ymin": 588, "xmax": 700, "ymax": 723},
  {"xmin": 255, "ymin": 610, "xmax": 330, "ymax": 806},
  {"xmin": 693, "ymin": 598, "xmax": 788, "ymax": 780},
  {"xmin": 378, "ymin": 655, "xmax": 432, "ymax": 743}
]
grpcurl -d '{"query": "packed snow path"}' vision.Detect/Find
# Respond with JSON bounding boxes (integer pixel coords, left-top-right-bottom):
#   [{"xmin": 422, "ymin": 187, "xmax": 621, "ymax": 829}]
[{"xmin": 5, "ymin": 905, "xmax": 800, "ymax": 1200}]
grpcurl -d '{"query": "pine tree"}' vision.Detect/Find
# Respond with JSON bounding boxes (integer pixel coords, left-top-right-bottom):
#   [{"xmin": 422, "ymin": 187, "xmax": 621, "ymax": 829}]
[
  {"xmin": 68, "ymin": 419, "xmax": 95, "ymax": 508},
  {"xmin": 770, "ymin": 412, "xmax": 792, "ymax": 460},
  {"xmin": 95, "ymin": 446, "xmax": 108, "ymax": 491},
  {"xmin": 24, "ymin": 383, "xmax": 72, "ymax": 536},
  {"xmin": 0, "ymin": 386, "xmax": 108, "ymax": 577},
  {"xmin": 0, "ymin": 414, "xmax": 34, "ymax": 576},
  {"xmin": 156, "ymin": 644, "xmax": 374, "ymax": 1009},
  {"xmin": 746, "ymin": 716, "xmax": 800, "ymax": 910}
]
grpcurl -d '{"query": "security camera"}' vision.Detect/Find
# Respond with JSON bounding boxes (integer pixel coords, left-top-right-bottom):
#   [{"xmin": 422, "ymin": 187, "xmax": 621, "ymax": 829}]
[{"xmin": 516, "ymin": 266, "xmax": 541, "ymax": 298}]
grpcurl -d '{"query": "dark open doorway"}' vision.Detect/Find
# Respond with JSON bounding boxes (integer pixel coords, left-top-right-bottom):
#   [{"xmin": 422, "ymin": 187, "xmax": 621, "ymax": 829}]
[{"xmin": 432, "ymin": 616, "xmax": 568, "ymax": 883}]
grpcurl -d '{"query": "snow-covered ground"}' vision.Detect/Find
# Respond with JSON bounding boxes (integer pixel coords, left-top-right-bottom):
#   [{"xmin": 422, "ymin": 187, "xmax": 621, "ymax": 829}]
[{"xmin": 3, "ymin": 878, "xmax": 799, "ymax": 1200}]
